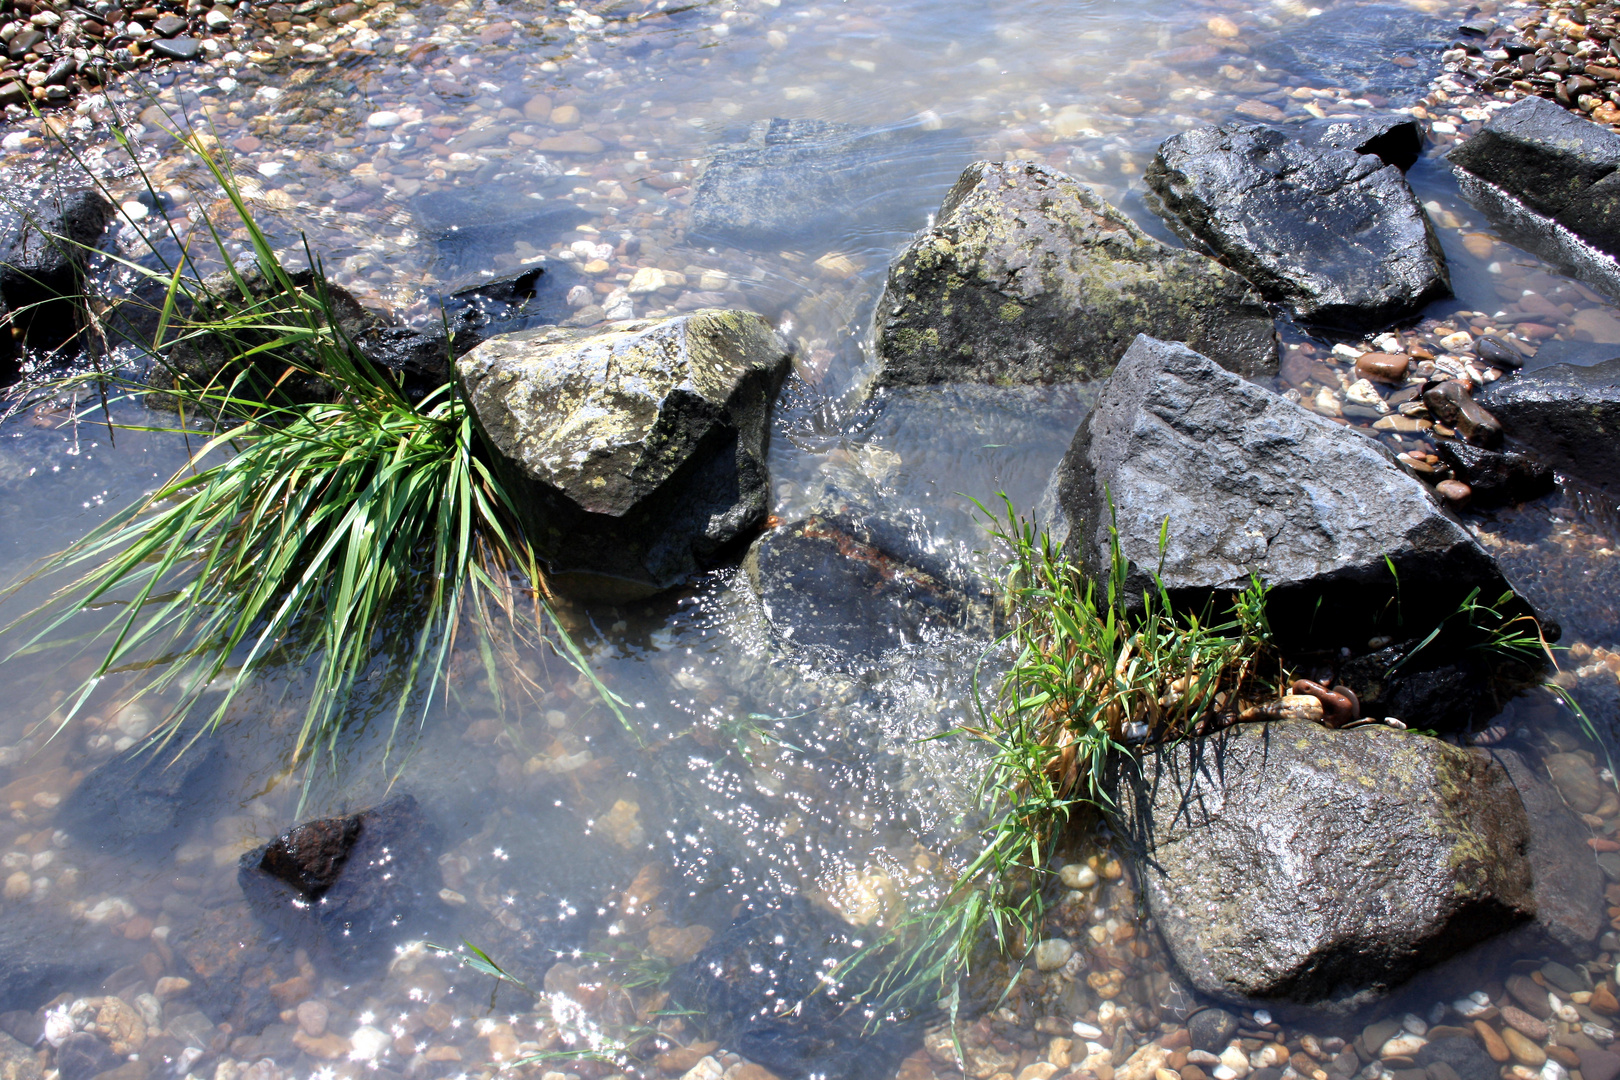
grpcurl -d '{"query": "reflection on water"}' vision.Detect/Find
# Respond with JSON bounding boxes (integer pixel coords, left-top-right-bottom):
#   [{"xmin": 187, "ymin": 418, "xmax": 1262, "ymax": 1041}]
[{"xmin": 0, "ymin": 0, "xmax": 1617, "ymax": 1076}]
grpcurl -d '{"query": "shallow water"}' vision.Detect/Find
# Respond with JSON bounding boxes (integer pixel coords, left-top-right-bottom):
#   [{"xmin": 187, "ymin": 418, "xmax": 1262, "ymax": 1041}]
[{"xmin": 0, "ymin": 0, "xmax": 1617, "ymax": 1077}]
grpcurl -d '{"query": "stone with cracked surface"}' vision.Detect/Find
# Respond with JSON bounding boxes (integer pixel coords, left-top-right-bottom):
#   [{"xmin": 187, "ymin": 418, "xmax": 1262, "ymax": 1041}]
[
  {"xmin": 874, "ymin": 160, "xmax": 1276, "ymax": 386},
  {"xmin": 457, "ymin": 309, "xmax": 791, "ymax": 598}
]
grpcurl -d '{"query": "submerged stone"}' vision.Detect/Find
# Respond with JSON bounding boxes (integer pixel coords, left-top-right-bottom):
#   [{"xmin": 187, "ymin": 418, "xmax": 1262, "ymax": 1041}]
[
  {"xmin": 56, "ymin": 730, "xmax": 225, "ymax": 848},
  {"xmin": 457, "ymin": 309, "xmax": 791, "ymax": 598},
  {"xmin": 689, "ymin": 117, "xmax": 962, "ymax": 246},
  {"xmin": 1045, "ymin": 335, "xmax": 1527, "ymax": 655},
  {"xmin": 1476, "ymin": 358, "xmax": 1620, "ymax": 493},
  {"xmin": 874, "ymin": 160, "xmax": 1276, "ymax": 386},
  {"xmin": 1256, "ymin": 4, "xmax": 1447, "ymax": 105},
  {"xmin": 238, "ymin": 795, "xmax": 448, "ymax": 972},
  {"xmin": 745, "ymin": 511, "xmax": 992, "ymax": 662},
  {"xmin": 1113, "ymin": 721, "xmax": 1535, "ymax": 1014},
  {"xmin": 1145, "ymin": 124, "xmax": 1450, "ymax": 333}
]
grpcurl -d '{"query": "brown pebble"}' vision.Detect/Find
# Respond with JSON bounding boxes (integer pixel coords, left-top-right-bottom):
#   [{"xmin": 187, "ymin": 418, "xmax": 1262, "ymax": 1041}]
[
  {"xmin": 1356, "ymin": 352, "xmax": 1411, "ymax": 384},
  {"xmin": 656, "ymin": 1043, "xmax": 720, "ymax": 1073},
  {"xmin": 1435, "ymin": 479, "xmax": 1472, "ymax": 506},
  {"xmin": 1475, "ymin": 1021, "xmax": 1511, "ymax": 1063},
  {"xmin": 1501, "ymin": 1006, "xmax": 1549, "ymax": 1042},
  {"xmin": 1592, "ymin": 983, "xmax": 1619, "ymax": 1015}
]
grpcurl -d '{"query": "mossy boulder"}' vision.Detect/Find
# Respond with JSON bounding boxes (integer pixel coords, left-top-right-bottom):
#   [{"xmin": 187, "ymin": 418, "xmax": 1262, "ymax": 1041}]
[
  {"xmin": 457, "ymin": 309, "xmax": 790, "ymax": 598},
  {"xmin": 1112, "ymin": 721, "xmax": 1536, "ymax": 1015},
  {"xmin": 872, "ymin": 161, "xmax": 1277, "ymax": 387}
]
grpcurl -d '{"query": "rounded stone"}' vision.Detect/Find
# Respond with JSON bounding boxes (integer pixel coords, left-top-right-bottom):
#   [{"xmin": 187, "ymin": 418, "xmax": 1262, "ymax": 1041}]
[{"xmin": 1034, "ymin": 938, "xmax": 1074, "ymax": 971}]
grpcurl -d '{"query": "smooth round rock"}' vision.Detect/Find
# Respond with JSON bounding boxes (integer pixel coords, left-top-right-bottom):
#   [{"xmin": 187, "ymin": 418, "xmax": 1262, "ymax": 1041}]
[{"xmin": 1034, "ymin": 938, "xmax": 1074, "ymax": 971}]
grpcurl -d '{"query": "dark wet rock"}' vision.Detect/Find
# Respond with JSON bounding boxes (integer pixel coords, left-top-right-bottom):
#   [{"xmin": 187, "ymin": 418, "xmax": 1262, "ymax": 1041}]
[
  {"xmin": 1331, "ymin": 636, "xmax": 1542, "ymax": 734},
  {"xmin": 1188, "ymin": 1008, "xmax": 1239, "ymax": 1052},
  {"xmin": 873, "ymin": 160, "xmax": 1276, "ymax": 386},
  {"xmin": 1477, "ymin": 358, "xmax": 1620, "ymax": 492},
  {"xmin": 1521, "ymin": 338, "xmax": 1620, "ymax": 372},
  {"xmin": 1303, "ymin": 114, "xmax": 1425, "ymax": 171},
  {"xmin": 457, "ymin": 309, "xmax": 791, "ymax": 599},
  {"xmin": 411, "ymin": 185, "xmax": 589, "ymax": 268},
  {"xmin": 668, "ymin": 897, "xmax": 921, "ymax": 1080},
  {"xmin": 744, "ymin": 512, "xmax": 992, "ymax": 662},
  {"xmin": 1144, "ymin": 124, "xmax": 1450, "ymax": 333},
  {"xmin": 1416, "ymin": 1037, "xmax": 1500, "ymax": 1080},
  {"xmin": 56, "ymin": 1033, "xmax": 120, "ymax": 1080},
  {"xmin": 1448, "ymin": 97, "xmax": 1620, "ymax": 257},
  {"xmin": 238, "ymin": 795, "xmax": 448, "ymax": 972},
  {"xmin": 1433, "ymin": 442, "xmax": 1555, "ymax": 507},
  {"xmin": 1045, "ymin": 335, "xmax": 1526, "ymax": 653},
  {"xmin": 1257, "ymin": 4, "xmax": 1447, "ymax": 105},
  {"xmin": 444, "ymin": 263, "xmax": 583, "ymax": 337},
  {"xmin": 1422, "ymin": 379, "xmax": 1503, "ymax": 448},
  {"xmin": 1113, "ymin": 720, "xmax": 1536, "ymax": 1014},
  {"xmin": 690, "ymin": 117, "xmax": 960, "ymax": 246},
  {"xmin": 0, "ymin": 188, "xmax": 114, "ymax": 351},
  {"xmin": 1492, "ymin": 749, "xmax": 1606, "ymax": 952},
  {"xmin": 0, "ymin": 918, "xmax": 142, "ymax": 1013},
  {"xmin": 56, "ymin": 732, "xmax": 225, "ymax": 848},
  {"xmin": 146, "ymin": 263, "xmax": 379, "ymax": 403},
  {"xmin": 149, "ymin": 37, "xmax": 200, "ymax": 61}
]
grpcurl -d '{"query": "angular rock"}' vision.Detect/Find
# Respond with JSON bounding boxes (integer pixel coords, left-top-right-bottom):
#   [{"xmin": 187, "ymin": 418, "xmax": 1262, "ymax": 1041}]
[
  {"xmin": 0, "ymin": 188, "xmax": 114, "ymax": 350},
  {"xmin": 410, "ymin": 183, "xmax": 589, "ymax": 268},
  {"xmin": 1476, "ymin": 358, "xmax": 1620, "ymax": 492},
  {"xmin": 1113, "ymin": 721, "xmax": 1536, "ymax": 1014},
  {"xmin": 1422, "ymin": 380, "xmax": 1503, "ymax": 448},
  {"xmin": 1448, "ymin": 97, "xmax": 1620, "ymax": 256},
  {"xmin": 1145, "ymin": 124, "xmax": 1450, "ymax": 332},
  {"xmin": 873, "ymin": 161, "xmax": 1276, "ymax": 386},
  {"xmin": 55, "ymin": 1033, "xmax": 120, "ymax": 1080},
  {"xmin": 1046, "ymin": 336, "xmax": 1525, "ymax": 651},
  {"xmin": 1433, "ymin": 442, "xmax": 1555, "ymax": 508},
  {"xmin": 1303, "ymin": 114, "xmax": 1425, "ymax": 171},
  {"xmin": 690, "ymin": 118, "xmax": 960, "ymax": 247},
  {"xmin": 56, "ymin": 730, "xmax": 225, "ymax": 848},
  {"xmin": 456, "ymin": 309, "xmax": 791, "ymax": 598},
  {"xmin": 238, "ymin": 795, "xmax": 448, "ymax": 972},
  {"xmin": 745, "ymin": 512, "xmax": 991, "ymax": 662},
  {"xmin": 1331, "ymin": 634, "xmax": 1540, "ymax": 734}
]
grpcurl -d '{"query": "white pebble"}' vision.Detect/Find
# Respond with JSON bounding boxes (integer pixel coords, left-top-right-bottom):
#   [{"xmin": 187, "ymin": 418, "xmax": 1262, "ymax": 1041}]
[
  {"xmin": 1403, "ymin": 1014, "xmax": 1429, "ymax": 1036},
  {"xmin": 1059, "ymin": 863, "xmax": 1098, "ymax": 889},
  {"xmin": 1073, "ymin": 1022, "xmax": 1103, "ymax": 1039},
  {"xmin": 1033, "ymin": 938, "xmax": 1074, "ymax": 971},
  {"xmin": 366, "ymin": 111, "xmax": 402, "ymax": 129},
  {"xmin": 119, "ymin": 200, "xmax": 149, "ymax": 223},
  {"xmin": 1252, "ymin": 1009, "xmax": 1272, "ymax": 1026},
  {"xmin": 349, "ymin": 1025, "xmax": 390, "ymax": 1060}
]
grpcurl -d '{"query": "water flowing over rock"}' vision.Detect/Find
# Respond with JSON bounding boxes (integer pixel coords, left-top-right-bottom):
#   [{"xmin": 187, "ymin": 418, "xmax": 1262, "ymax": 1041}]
[
  {"xmin": 238, "ymin": 794, "xmax": 448, "ymax": 972},
  {"xmin": 457, "ymin": 309, "xmax": 791, "ymax": 598},
  {"xmin": 1448, "ymin": 96, "xmax": 1620, "ymax": 258},
  {"xmin": 1256, "ymin": 3, "xmax": 1447, "ymax": 105},
  {"xmin": 1476, "ymin": 358, "xmax": 1620, "ymax": 493},
  {"xmin": 0, "ymin": 187, "xmax": 113, "ymax": 353},
  {"xmin": 0, "ymin": 916, "xmax": 143, "ymax": 1013},
  {"xmin": 1045, "ymin": 335, "xmax": 1526, "ymax": 653},
  {"xmin": 1112, "ymin": 721, "xmax": 1536, "ymax": 1015},
  {"xmin": 690, "ymin": 118, "xmax": 962, "ymax": 247},
  {"xmin": 1144, "ymin": 124, "xmax": 1450, "ymax": 333},
  {"xmin": 873, "ymin": 160, "xmax": 1276, "ymax": 386},
  {"xmin": 744, "ymin": 511, "xmax": 992, "ymax": 663},
  {"xmin": 1493, "ymin": 749, "xmax": 1606, "ymax": 953}
]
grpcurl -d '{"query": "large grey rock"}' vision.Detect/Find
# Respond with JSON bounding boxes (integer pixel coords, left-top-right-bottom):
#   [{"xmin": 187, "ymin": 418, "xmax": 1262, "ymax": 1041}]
[
  {"xmin": 1476, "ymin": 358, "xmax": 1620, "ymax": 493},
  {"xmin": 56, "ymin": 728, "xmax": 225, "ymax": 848},
  {"xmin": 1047, "ymin": 336, "xmax": 1523, "ymax": 652},
  {"xmin": 457, "ymin": 309, "xmax": 791, "ymax": 598},
  {"xmin": 1144, "ymin": 124, "xmax": 1450, "ymax": 333},
  {"xmin": 873, "ymin": 161, "xmax": 1276, "ymax": 386},
  {"xmin": 690, "ymin": 118, "xmax": 960, "ymax": 247},
  {"xmin": 1448, "ymin": 96, "xmax": 1620, "ymax": 256},
  {"xmin": 744, "ymin": 512, "xmax": 991, "ymax": 663},
  {"xmin": 1113, "ymin": 721, "xmax": 1536, "ymax": 1014}
]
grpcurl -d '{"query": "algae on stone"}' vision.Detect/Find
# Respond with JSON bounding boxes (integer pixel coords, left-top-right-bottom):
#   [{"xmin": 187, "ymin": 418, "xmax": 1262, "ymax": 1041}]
[{"xmin": 873, "ymin": 161, "xmax": 1277, "ymax": 387}]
